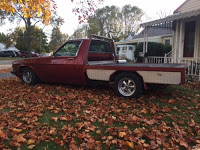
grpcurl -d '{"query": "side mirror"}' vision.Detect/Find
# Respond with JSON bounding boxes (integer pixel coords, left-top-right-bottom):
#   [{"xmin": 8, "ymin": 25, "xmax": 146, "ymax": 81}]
[{"xmin": 117, "ymin": 60, "xmax": 127, "ymax": 64}]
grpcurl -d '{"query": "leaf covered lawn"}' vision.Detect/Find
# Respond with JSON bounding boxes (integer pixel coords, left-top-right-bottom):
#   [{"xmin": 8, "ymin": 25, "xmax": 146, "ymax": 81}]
[{"xmin": 0, "ymin": 78, "xmax": 200, "ymax": 150}]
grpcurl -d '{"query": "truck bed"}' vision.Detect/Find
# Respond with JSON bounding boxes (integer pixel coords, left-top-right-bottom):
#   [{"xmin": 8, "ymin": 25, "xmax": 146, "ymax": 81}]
[
  {"xmin": 87, "ymin": 61, "xmax": 186, "ymax": 70},
  {"xmin": 86, "ymin": 61, "xmax": 187, "ymax": 84}
]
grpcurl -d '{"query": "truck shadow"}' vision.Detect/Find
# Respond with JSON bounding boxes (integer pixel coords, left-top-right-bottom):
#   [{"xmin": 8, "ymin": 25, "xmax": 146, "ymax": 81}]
[{"xmin": 44, "ymin": 82, "xmax": 171, "ymax": 101}]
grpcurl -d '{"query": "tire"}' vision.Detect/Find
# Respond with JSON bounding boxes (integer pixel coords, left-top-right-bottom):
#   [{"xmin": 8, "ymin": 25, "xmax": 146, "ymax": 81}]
[
  {"xmin": 114, "ymin": 73, "xmax": 143, "ymax": 98},
  {"xmin": 21, "ymin": 68, "xmax": 39, "ymax": 85}
]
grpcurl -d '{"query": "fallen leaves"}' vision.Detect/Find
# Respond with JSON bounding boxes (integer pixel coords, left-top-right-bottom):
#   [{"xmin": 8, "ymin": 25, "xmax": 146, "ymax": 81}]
[
  {"xmin": 119, "ymin": 132, "xmax": 126, "ymax": 138},
  {"xmin": 12, "ymin": 128, "xmax": 22, "ymax": 133},
  {"xmin": 0, "ymin": 68, "xmax": 11, "ymax": 73},
  {"xmin": 180, "ymin": 140, "xmax": 189, "ymax": 148},
  {"xmin": 0, "ymin": 130, "xmax": 6, "ymax": 139},
  {"xmin": 27, "ymin": 139, "xmax": 35, "ymax": 145},
  {"xmin": 0, "ymin": 78, "xmax": 200, "ymax": 149}
]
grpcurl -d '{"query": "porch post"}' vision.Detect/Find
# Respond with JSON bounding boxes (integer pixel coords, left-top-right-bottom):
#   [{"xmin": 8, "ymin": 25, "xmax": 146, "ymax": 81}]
[
  {"xmin": 143, "ymin": 28, "xmax": 146, "ymax": 53},
  {"xmin": 178, "ymin": 20, "xmax": 184, "ymax": 63},
  {"xmin": 146, "ymin": 27, "xmax": 148, "ymax": 53},
  {"xmin": 195, "ymin": 18, "xmax": 200, "ymax": 58}
]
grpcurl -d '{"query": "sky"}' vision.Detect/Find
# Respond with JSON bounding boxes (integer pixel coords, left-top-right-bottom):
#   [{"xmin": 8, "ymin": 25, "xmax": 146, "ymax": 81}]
[{"xmin": 0, "ymin": 0, "xmax": 186, "ymax": 36}]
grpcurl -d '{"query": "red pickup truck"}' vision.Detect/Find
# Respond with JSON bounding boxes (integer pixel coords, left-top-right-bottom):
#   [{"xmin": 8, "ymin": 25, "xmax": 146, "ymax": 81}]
[{"xmin": 11, "ymin": 35, "xmax": 187, "ymax": 98}]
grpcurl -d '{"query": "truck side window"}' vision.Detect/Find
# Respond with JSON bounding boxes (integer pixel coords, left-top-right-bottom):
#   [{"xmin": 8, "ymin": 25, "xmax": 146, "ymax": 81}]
[
  {"xmin": 54, "ymin": 41, "xmax": 81, "ymax": 57},
  {"xmin": 89, "ymin": 40, "xmax": 111, "ymax": 53}
]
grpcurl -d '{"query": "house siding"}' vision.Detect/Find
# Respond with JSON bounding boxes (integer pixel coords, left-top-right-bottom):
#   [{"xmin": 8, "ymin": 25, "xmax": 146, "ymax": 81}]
[
  {"xmin": 175, "ymin": 0, "xmax": 200, "ymax": 13},
  {"xmin": 172, "ymin": 16, "xmax": 200, "ymax": 62},
  {"xmin": 197, "ymin": 19, "xmax": 200, "ymax": 57}
]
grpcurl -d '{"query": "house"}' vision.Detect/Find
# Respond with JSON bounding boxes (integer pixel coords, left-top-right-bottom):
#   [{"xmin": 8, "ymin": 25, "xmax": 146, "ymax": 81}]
[
  {"xmin": 140, "ymin": 0, "xmax": 200, "ymax": 80},
  {"xmin": 115, "ymin": 28, "xmax": 173, "ymax": 60},
  {"xmin": 0, "ymin": 43, "xmax": 19, "ymax": 52},
  {"xmin": 0, "ymin": 43, "xmax": 6, "ymax": 51},
  {"xmin": 6, "ymin": 45, "xmax": 19, "ymax": 52}
]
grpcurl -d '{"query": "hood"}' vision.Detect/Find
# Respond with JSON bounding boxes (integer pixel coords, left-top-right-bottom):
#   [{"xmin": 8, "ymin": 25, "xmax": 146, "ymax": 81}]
[{"xmin": 12, "ymin": 57, "xmax": 51, "ymax": 65}]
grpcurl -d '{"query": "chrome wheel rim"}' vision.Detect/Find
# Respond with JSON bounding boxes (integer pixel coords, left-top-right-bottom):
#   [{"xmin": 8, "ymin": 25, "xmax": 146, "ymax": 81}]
[
  {"xmin": 118, "ymin": 78, "xmax": 136, "ymax": 97},
  {"xmin": 22, "ymin": 70, "xmax": 32, "ymax": 84}
]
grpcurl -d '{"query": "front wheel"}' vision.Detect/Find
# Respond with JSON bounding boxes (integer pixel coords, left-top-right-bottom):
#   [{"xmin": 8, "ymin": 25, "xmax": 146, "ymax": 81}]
[
  {"xmin": 21, "ymin": 68, "xmax": 39, "ymax": 85},
  {"xmin": 114, "ymin": 73, "xmax": 143, "ymax": 98}
]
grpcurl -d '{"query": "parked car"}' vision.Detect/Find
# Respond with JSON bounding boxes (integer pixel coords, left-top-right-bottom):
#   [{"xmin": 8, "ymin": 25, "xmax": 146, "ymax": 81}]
[
  {"xmin": 0, "ymin": 50, "xmax": 17, "ymax": 57},
  {"xmin": 11, "ymin": 35, "xmax": 187, "ymax": 98},
  {"xmin": 19, "ymin": 51, "xmax": 38, "ymax": 57},
  {"xmin": 39, "ymin": 53, "xmax": 52, "ymax": 57}
]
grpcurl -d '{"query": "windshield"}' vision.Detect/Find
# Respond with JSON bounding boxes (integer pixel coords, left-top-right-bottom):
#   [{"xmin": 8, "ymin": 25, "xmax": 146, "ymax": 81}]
[{"xmin": 54, "ymin": 41, "xmax": 81, "ymax": 57}]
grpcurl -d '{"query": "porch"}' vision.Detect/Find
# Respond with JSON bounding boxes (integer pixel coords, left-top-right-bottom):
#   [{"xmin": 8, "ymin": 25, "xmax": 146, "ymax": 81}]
[{"xmin": 141, "ymin": 9, "xmax": 200, "ymax": 81}]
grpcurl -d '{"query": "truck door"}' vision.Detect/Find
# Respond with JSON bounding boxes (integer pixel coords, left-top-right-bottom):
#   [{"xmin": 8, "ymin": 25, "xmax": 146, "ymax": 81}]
[{"xmin": 37, "ymin": 41, "xmax": 82, "ymax": 84}]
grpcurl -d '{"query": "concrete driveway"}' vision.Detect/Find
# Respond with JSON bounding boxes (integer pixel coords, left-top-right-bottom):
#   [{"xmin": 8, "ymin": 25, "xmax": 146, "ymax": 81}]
[
  {"xmin": 0, "ymin": 60, "xmax": 15, "ymax": 79},
  {"xmin": 0, "ymin": 60, "xmax": 13, "ymax": 69}
]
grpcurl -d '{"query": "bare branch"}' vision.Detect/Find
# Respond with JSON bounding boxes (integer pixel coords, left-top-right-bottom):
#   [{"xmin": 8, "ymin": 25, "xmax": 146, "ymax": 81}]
[{"xmin": 15, "ymin": 11, "xmax": 28, "ymax": 29}]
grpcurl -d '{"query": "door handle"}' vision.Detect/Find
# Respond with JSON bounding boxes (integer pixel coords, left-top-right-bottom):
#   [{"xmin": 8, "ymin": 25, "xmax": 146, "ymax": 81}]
[{"xmin": 68, "ymin": 58, "xmax": 74, "ymax": 61}]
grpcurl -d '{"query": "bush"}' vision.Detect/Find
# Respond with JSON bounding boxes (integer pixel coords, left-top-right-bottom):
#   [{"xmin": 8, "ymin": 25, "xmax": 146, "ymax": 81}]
[{"xmin": 134, "ymin": 42, "xmax": 172, "ymax": 63}]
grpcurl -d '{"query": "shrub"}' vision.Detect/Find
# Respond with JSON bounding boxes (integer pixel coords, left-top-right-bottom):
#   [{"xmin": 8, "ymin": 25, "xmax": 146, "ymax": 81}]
[{"xmin": 134, "ymin": 42, "xmax": 172, "ymax": 62}]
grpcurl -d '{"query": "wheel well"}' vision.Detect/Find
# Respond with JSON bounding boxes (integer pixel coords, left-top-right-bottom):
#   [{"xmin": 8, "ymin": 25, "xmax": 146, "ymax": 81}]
[
  {"xmin": 19, "ymin": 66, "xmax": 41, "ymax": 81},
  {"xmin": 19, "ymin": 66, "xmax": 29, "ymax": 74},
  {"xmin": 110, "ymin": 71, "xmax": 144, "ymax": 84}
]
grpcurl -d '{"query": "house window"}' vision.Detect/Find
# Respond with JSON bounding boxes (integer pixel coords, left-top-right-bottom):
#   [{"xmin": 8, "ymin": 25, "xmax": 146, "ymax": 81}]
[
  {"xmin": 183, "ymin": 21, "xmax": 196, "ymax": 57},
  {"xmin": 117, "ymin": 47, "xmax": 120, "ymax": 54},
  {"xmin": 123, "ymin": 47, "xmax": 127, "ymax": 50},
  {"xmin": 129, "ymin": 47, "xmax": 133, "ymax": 50},
  {"xmin": 165, "ymin": 39, "xmax": 170, "ymax": 46}
]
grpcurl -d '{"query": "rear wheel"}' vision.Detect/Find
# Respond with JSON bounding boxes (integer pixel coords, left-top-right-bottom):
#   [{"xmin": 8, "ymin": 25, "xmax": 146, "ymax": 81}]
[
  {"xmin": 21, "ymin": 68, "xmax": 39, "ymax": 85},
  {"xmin": 114, "ymin": 73, "xmax": 143, "ymax": 98}
]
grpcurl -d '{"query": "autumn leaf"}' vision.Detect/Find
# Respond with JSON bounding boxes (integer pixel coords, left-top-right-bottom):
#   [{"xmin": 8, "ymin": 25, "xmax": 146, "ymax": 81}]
[
  {"xmin": 168, "ymin": 99, "xmax": 175, "ymax": 104},
  {"xmin": 49, "ymin": 127, "xmax": 57, "ymax": 135},
  {"xmin": 27, "ymin": 139, "xmax": 35, "ymax": 145},
  {"xmin": 10, "ymin": 141, "xmax": 21, "ymax": 147},
  {"xmin": 140, "ymin": 108, "xmax": 148, "ymax": 114},
  {"xmin": 107, "ymin": 136, "xmax": 113, "ymax": 140},
  {"xmin": 28, "ymin": 145, "xmax": 35, "ymax": 149},
  {"xmin": 132, "ymin": 115, "xmax": 140, "ymax": 121},
  {"xmin": 12, "ymin": 128, "xmax": 22, "ymax": 133},
  {"xmin": 119, "ymin": 132, "xmax": 126, "ymax": 138},
  {"xmin": 0, "ymin": 130, "xmax": 6, "ymax": 139},
  {"xmin": 13, "ymin": 134, "xmax": 27, "ymax": 143},
  {"xmin": 180, "ymin": 141, "xmax": 188, "ymax": 148},
  {"xmin": 126, "ymin": 141, "xmax": 134, "ymax": 149}
]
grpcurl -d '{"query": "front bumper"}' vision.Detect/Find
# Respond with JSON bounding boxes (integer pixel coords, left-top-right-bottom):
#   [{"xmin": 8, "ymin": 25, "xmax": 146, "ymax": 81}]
[{"xmin": 10, "ymin": 69, "xmax": 16, "ymax": 75}]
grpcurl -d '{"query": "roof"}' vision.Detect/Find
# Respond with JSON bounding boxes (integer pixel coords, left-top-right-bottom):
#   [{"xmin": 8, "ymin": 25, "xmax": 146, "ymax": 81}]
[
  {"xmin": 174, "ymin": 0, "xmax": 187, "ymax": 13},
  {"xmin": 115, "ymin": 28, "xmax": 172, "ymax": 45},
  {"xmin": 133, "ymin": 28, "xmax": 172, "ymax": 39},
  {"xmin": 141, "ymin": 9, "xmax": 200, "ymax": 28},
  {"xmin": 6, "ymin": 46, "xmax": 19, "ymax": 52}
]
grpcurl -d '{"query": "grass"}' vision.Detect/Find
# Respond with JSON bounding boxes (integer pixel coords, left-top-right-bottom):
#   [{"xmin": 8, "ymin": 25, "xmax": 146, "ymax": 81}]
[{"xmin": 0, "ymin": 78, "xmax": 200, "ymax": 149}]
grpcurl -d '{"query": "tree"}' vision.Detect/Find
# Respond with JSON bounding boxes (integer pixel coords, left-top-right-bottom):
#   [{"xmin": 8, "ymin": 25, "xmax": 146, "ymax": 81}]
[
  {"xmin": 48, "ymin": 27, "xmax": 69, "ymax": 51},
  {"xmin": 121, "ymin": 5, "xmax": 144, "ymax": 36},
  {"xmin": 71, "ymin": 24, "xmax": 89, "ymax": 39},
  {"xmin": 88, "ymin": 6, "xmax": 122, "ymax": 40},
  {"xmin": 0, "ymin": 0, "xmax": 56, "ymax": 57},
  {"xmin": 0, "ymin": 32, "xmax": 12, "ymax": 48},
  {"xmin": 12, "ymin": 26, "xmax": 49, "ymax": 53},
  {"xmin": 72, "ymin": 0, "xmax": 104, "ymax": 23},
  {"xmin": 87, "ymin": 5, "xmax": 143, "ymax": 41},
  {"xmin": 0, "ymin": 0, "xmax": 106, "ymax": 57}
]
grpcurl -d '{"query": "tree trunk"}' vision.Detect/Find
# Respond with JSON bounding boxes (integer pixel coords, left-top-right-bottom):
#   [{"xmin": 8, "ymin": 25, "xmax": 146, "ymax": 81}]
[{"xmin": 27, "ymin": 18, "xmax": 32, "ymax": 58}]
